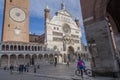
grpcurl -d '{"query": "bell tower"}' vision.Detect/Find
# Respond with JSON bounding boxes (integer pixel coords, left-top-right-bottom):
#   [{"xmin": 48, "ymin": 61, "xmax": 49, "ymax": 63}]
[{"xmin": 1, "ymin": 0, "xmax": 29, "ymax": 42}]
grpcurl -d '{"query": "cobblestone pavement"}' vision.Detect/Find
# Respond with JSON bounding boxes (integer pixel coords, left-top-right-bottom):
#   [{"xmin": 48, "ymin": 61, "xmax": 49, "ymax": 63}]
[
  {"xmin": 0, "ymin": 62, "xmax": 119, "ymax": 80},
  {"xmin": 0, "ymin": 70, "xmax": 64, "ymax": 80},
  {"xmin": 28, "ymin": 63, "xmax": 76, "ymax": 77},
  {"xmin": 0, "ymin": 63, "xmax": 74, "ymax": 80},
  {"xmin": 0, "ymin": 62, "xmax": 88, "ymax": 80}
]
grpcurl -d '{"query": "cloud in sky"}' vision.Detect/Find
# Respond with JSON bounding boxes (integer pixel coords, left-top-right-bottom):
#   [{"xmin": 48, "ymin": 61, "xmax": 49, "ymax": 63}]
[
  {"xmin": 0, "ymin": 0, "xmax": 87, "ymax": 45},
  {"xmin": 30, "ymin": 0, "xmax": 83, "ymax": 25},
  {"xmin": 0, "ymin": 0, "xmax": 83, "ymax": 28},
  {"xmin": 30, "ymin": 0, "xmax": 86, "ymax": 45},
  {"xmin": 0, "ymin": 0, "xmax": 83, "ymax": 24}
]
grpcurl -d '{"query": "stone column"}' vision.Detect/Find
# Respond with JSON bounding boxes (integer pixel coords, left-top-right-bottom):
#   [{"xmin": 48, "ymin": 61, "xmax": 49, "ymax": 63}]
[
  {"xmin": 42, "ymin": 46, "xmax": 44, "ymax": 51},
  {"xmin": 8, "ymin": 55, "xmax": 10, "ymax": 67},
  {"xmin": 37, "ymin": 46, "xmax": 38, "ymax": 51},
  {"xmin": 23, "ymin": 45, "xmax": 25, "ymax": 51},
  {"xmin": 13, "ymin": 44, "xmax": 15, "ymax": 51},
  {"xmin": 62, "ymin": 54, "xmax": 64, "ymax": 63},
  {"xmin": 47, "ymin": 54, "xmax": 49, "ymax": 63},
  {"xmin": 43, "ymin": 54, "xmax": 45, "ymax": 64},
  {"xmin": 16, "ymin": 54, "xmax": 18, "ymax": 66},
  {"xmin": 16, "ymin": 45, "xmax": 18, "ymax": 51},
  {"xmin": 30, "ymin": 54, "xmax": 32, "ymax": 65},
  {"xmin": 37, "ymin": 55, "xmax": 39, "ymax": 64},
  {"xmin": 4, "ymin": 44, "xmax": 6, "ymax": 51},
  {"xmin": 24, "ymin": 54, "xmax": 25, "ymax": 64},
  {"xmin": 8, "ymin": 45, "xmax": 10, "ymax": 51},
  {"xmin": 30, "ymin": 46, "xmax": 32, "ymax": 51}
]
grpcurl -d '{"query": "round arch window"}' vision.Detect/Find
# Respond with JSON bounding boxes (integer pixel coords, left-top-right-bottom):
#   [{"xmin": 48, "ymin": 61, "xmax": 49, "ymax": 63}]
[
  {"xmin": 54, "ymin": 46, "xmax": 57, "ymax": 50},
  {"xmin": 62, "ymin": 24, "xmax": 71, "ymax": 33}
]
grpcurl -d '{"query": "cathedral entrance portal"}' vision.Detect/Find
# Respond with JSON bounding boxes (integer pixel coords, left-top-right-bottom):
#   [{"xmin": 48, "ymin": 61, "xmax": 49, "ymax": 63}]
[{"xmin": 68, "ymin": 46, "xmax": 75, "ymax": 62}]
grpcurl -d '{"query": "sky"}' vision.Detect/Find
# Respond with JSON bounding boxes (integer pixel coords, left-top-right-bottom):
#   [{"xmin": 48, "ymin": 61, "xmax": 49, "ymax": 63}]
[{"xmin": 0, "ymin": 0, "xmax": 87, "ymax": 45}]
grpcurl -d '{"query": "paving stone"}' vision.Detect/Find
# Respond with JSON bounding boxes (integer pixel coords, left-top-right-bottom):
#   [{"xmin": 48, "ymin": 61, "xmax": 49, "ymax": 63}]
[{"xmin": 0, "ymin": 63, "xmax": 119, "ymax": 80}]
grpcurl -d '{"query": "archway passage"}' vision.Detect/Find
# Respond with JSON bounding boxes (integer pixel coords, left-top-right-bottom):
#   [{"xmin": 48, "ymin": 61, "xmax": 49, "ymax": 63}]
[
  {"xmin": 44, "ymin": 54, "xmax": 49, "ymax": 63},
  {"xmin": 107, "ymin": 0, "xmax": 120, "ymax": 53},
  {"xmin": 80, "ymin": 0, "xmax": 120, "ymax": 76},
  {"xmin": 107, "ymin": 0, "xmax": 120, "ymax": 32},
  {"xmin": 38, "ymin": 54, "xmax": 43, "ymax": 64},
  {"xmin": 10, "ymin": 54, "xmax": 16, "ymax": 66},
  {"xmin": 18, "ymin": 54, "xmax": 24, "ymax": 65},
  {"xmin": 1, "ymin": 55, "xmax": 8, "ymax": 67},
  {"xmin": 25, "ymin": 54, "xmax": 31, "ymax": 65},
  {"xmin": 31, "ymin": 54, "xmax": 37, "ymax": 65},
  {"xmin": 49, "ymin": 54, "xmax": 54, "ymax": 64},
  {"xmin": 68, "ymin": 46, "xmax": 75, "ymax": 62}
]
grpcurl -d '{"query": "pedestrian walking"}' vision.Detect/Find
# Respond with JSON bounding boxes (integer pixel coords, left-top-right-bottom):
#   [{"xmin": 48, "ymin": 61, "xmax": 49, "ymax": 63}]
[
  {"xmin": 4, "ymin": 66, "xmax": 7, "ymax": 70},
  {"xmin": 34, "ymin": 66, "xmax": 36, "ymax": 73},
  {"xmin": 18, "ymin": 65, "xmax": 21, "ymax": 73},
  {"xmin": 19, "ymin": 65, "xmax": 23, "ymax": 74},
  {"xmin": 54, "ymin": 57, "xmax": 57, "ymax": 67},
  {"xmin": 37, "ymin": 64, "xmax": 40, "ymax": 69},
  {"xmin": 26, "ymin": 67, "xmax": 29, "ymax": 72},
  {"xmin": 10, "ymin": 64, "xmax": 14, "ymax": 74},
  {"xmin": 24, "ymin": 65, "xmax": 27, "ymax": 72},
  {"xmin": 66, "ymin": 60, "xmax": 69, "ymax": 67},
  {"xmin": 21, "ymin": 64, "xmax": 24, "ymax": 72}
]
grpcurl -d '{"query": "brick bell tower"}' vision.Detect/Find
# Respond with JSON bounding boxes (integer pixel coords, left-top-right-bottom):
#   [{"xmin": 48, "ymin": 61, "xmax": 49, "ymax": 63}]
[{"xmin": 1, "ymin": 0, "xmax": 29, "ymax": 42}]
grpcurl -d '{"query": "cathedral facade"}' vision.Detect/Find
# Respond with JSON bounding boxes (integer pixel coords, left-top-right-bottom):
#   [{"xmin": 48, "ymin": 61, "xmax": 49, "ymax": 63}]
[
  {"xmin": 0, "ymin": 0, "xmax": 90, "ymax": 67},
  {"xmin": 44, "ymin": 2, "xmax": 83, "ymax": 62}
]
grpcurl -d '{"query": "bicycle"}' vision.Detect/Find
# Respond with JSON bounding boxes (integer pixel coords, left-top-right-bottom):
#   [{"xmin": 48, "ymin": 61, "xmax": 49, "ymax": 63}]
[{"xmin": 75, "ymin": 68, "xmax": 93, "ymax": 77}]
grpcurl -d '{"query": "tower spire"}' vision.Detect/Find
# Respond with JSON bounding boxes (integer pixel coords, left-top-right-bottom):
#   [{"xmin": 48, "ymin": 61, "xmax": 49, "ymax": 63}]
[{"xmin": 61, "ymin": 0, "xmax": 65, "ymax": 10}]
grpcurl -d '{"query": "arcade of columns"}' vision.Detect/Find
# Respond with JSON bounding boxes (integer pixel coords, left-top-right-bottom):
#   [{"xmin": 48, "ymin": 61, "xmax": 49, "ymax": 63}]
[{"xmin": 0, "ymin": 42, "xmax": 90, "ymax": 67}]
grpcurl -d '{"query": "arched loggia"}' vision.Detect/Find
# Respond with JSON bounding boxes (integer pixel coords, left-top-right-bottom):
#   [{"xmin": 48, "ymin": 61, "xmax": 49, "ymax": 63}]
[
  {"xmin": 18, "ymin": 54, "xmax": 24, "ymax": 65},
  {"xmin": 25, "ymin": 54, "xmax": 31, "ymax": 65},
  {"xmin": 10, "ymin": 54, "xmax": 16, "ymax": 66},
  {"xmin": 1, "ymin": 54, "xmax": 8, "ymax": 67}
]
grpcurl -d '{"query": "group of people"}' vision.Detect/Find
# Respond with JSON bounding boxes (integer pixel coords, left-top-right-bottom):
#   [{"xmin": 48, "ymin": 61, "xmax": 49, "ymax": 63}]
[
  {"xmin": 8, "ymin": 64, "xmax": 41, "ymax": 74},
  {"xmin": 9, "ymin": 64, "xmax": 29, "ymax": 74},
  {"xmin": 18, "ymin": 64, "xmax": 29, "ymax": 73},
  {"xmin": 9, "ymin": 57, "xmax": 86, "ymax": 77}
]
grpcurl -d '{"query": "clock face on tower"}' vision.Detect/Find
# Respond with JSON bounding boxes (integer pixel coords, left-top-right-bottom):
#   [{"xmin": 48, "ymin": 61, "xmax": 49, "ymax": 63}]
[{"xmin": 9, "ymin": 7, "xmax": 26, "ymax": 22}]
